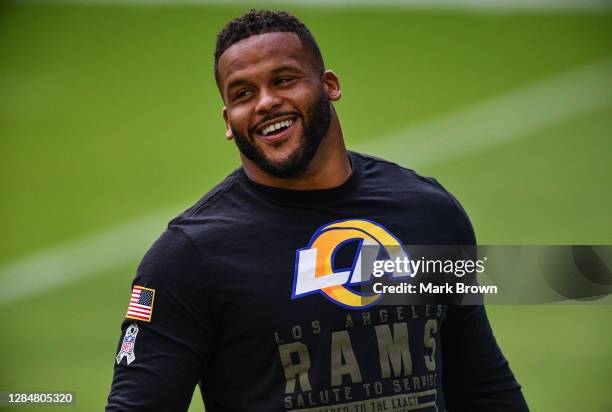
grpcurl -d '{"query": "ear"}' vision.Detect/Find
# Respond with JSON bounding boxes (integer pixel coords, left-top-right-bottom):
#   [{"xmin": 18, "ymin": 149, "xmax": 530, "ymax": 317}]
[
  {"xmin": 322, "ymin": 70, "xmax": 341, "ymax": 102},
  {"xmin": 222, "ymin": 107, "xmax": 233, "ymax": 140}
]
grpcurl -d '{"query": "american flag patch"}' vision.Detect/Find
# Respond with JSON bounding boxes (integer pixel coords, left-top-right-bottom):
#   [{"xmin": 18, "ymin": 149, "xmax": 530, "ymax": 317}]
[{"xmin": 126, "ymin": 286, "xmax": 155, "ymax": 322}]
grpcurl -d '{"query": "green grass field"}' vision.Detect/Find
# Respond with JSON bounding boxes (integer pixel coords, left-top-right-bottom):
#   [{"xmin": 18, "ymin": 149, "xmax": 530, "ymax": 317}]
[{"xmin": 1, "ymin": 2, "xmax": 611, "ymax": 411}]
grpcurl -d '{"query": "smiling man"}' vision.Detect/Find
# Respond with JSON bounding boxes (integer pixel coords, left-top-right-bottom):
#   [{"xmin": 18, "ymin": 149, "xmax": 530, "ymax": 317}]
[
  {"xmin": 218, "ymin": 20, "xmax": 347, "ymax": 188},
  {"xmin": 106, "ymin": 10, "xmax": 528, "ymax": 412}
]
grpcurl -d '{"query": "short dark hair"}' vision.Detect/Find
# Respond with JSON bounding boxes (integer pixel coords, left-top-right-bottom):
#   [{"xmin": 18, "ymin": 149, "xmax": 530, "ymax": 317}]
[{"xmin": 214, "ymin": 9, "xmax": 325, "ymax": 88}]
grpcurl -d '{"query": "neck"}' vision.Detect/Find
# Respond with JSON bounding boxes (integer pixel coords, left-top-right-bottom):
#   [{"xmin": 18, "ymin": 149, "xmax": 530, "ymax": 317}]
[{"xmin": 241, "ymin": 113, "xmax": 351, "ymax": 190}]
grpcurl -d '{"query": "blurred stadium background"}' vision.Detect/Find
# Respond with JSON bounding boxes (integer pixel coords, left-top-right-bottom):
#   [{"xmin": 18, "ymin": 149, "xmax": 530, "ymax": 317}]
[{"xmin": 1, "ymin": 0, "xmax": 611, "ymax": 411}]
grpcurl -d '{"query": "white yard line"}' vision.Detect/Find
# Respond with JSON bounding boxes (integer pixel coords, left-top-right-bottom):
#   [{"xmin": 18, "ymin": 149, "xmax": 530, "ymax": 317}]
[
  {"xmin": 27, "ymin": 0, "xmax": 612, "ymax": 12},
  {"xmin": 1, "ymin": 58, "xmax": 611, "ymax": 306},
  {"xmin": 360, "ymin": 58, "xmax": 612, "ymax": 168},
  {"xmin": 0, "ymin": 209, "xmax": 179, "ymax": 305}
]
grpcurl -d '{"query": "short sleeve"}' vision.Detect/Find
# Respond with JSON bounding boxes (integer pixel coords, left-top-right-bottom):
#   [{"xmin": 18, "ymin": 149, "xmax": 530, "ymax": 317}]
[{"xmin": 106, "ymin": 225, "xmax": 217, "ymax": 412}]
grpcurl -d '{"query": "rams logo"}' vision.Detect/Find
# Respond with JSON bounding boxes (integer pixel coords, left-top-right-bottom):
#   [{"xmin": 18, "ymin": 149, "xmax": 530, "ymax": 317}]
[{"xmin": 292, "ymin": 219, "xmax": 410, "ymax": 308}]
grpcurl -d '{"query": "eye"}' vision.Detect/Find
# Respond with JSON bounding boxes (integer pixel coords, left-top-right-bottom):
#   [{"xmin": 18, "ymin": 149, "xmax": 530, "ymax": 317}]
[
  {"xmin": 275, "ymin": 77, "xmax": 296, "ymax": 86},
  {"xmin": 235, "ymin": 89, "xmax": 253, "ymax": 100}
]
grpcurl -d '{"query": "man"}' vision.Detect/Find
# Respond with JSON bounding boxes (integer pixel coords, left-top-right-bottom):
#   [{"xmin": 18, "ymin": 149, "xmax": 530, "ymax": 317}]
[{"xmin": 106, "ymin": 9, "xmax": 528, "ymax": 412}]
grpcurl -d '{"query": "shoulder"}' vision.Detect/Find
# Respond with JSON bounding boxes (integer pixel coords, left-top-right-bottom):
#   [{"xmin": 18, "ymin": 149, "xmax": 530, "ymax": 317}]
[
  {"xmin": 355, "ymin": 151, "xmax": 446, "ymax": 193},
  {"xmin": 165, "ymin": 167, "xmax": 250, "ymax": 239},
  {"xmin": 137, "ymin": 225, "xmax": 203, "ymax": 281},
  {"xmin": 137, "ymin": 168, "xmax": 246, "ymax": 280},
  {"xmin": 354, "ymin": 151, "xmax": 458, "ymax": 205},
  {"xmin": 174, "ymin": 167, "xmax": 244, "ymax": 222},
  {"xmin": 354, "ymin": 151, "xmax": 476, "ymax": 244}
]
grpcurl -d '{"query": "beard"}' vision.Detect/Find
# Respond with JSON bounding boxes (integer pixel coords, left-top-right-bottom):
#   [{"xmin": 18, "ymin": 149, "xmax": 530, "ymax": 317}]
[{"xmin": 231, "ymin": 88, "xmax": 332, "ymax": 179}]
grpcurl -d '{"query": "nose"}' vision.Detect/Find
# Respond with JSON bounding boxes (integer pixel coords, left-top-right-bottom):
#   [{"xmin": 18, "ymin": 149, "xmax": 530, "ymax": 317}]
[{"xmin": 255, "ymin": 87, "xmax": 282, "ymax": 113}]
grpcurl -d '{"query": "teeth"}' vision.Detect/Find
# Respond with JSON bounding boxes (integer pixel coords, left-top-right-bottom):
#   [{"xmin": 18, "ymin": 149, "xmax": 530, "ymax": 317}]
[{"xmin": 261, "ymin": 119, "xmax": 293, "ymax": 136}]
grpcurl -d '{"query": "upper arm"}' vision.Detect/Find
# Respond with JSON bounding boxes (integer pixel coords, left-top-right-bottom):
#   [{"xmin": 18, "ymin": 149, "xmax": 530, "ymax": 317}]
[
  {"xmin": 433, "ymin": 182, "xmax": 527, "ymax": 409},
  {"xmin": 106, "ymin": 225, "xmax": 217, "ymax": 412}
]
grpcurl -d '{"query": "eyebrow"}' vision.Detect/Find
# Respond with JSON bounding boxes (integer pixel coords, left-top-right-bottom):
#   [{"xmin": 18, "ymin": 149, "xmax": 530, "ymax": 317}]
[{"xmin": 270, "ymin": 64, "xmax": 303, "ymax": 75}]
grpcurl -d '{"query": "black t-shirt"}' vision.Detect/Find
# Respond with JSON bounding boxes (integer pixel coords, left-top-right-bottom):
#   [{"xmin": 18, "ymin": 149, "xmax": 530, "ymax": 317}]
[{"xmin": 106, "ymin": 151, "xmax": 528, "ymax": 411}]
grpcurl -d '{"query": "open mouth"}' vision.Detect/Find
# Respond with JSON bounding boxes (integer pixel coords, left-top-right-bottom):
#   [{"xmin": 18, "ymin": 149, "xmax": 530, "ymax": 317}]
[{"xmin": 254, "ymin": 116, "xmax": 298, "ymax": 141}]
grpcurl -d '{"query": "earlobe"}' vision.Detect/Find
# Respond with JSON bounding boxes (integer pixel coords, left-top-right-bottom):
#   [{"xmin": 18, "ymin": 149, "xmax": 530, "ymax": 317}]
[
  {"xmin": 322, "ymin": 70, "xmax": 341, "ymax": 102},
  {"xmin": 222, "ymin": 107, "xmax": 234, "ymax": 140}
]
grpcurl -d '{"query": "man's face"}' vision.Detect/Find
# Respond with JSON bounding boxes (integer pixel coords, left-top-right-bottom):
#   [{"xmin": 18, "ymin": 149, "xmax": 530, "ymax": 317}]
[{"xmin": 218, "ymin": 32, "xmax": 334, "ymax": 178}]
